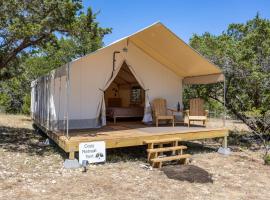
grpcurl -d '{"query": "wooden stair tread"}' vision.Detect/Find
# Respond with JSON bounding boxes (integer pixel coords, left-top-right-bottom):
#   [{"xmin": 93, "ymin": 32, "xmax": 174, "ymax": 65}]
[
  {"xmin": 147, "ymin": 145, "xmax": 187, "ymax": 153},
  {"xmin": 151, "ymin": 154, "xmax": 191, "ymax": 162},
  {"xmin": 144, "ymin": 138, "xmax": 181, "ymax": 144}
]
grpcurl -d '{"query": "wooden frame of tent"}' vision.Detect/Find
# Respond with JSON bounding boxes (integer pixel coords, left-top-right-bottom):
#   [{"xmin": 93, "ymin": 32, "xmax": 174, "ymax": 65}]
[{"xmin": 35, "ymin": 122, "xmax": 228, "ymax": 160}]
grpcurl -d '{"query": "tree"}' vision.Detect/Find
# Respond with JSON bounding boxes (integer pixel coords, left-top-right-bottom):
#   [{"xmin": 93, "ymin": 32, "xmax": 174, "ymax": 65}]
[
  {"xmin": 0, "ymin": 0, "xmax": 82, "ymax": 80},
  {"xmin": 68, "ymin": 7, "xmax": 111, "ymax": 57},
  {"xmin": 0, "ymin": 1, "xmax": 111, "ymax": 114},
  {"xmin": 187, "ymin": 14, "xmax": 270, "ymax": 160}
]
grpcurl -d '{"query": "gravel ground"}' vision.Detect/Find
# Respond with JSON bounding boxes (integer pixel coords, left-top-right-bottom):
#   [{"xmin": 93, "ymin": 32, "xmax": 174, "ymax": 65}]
[{"xmin": 0, "ymin": 114, "xmax": 269, "ymax": 200}]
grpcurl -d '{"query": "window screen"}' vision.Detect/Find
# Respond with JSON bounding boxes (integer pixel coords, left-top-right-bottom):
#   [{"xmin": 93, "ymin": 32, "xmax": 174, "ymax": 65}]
[{"xmin": 130, "ymin": 86, "xmax": 142, "ymax": 104}]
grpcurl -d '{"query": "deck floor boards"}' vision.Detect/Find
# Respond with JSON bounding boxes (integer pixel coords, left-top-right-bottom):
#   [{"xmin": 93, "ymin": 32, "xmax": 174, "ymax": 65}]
[{"xmin": 39, "ymin": 121, "xmax": 229, "ymax": 153}]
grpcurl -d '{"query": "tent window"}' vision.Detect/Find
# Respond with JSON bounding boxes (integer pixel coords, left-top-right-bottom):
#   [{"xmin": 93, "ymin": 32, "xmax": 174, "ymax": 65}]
[{"xmin": 130, "ymin": 86, "xmax": 142, "ymax": 105}]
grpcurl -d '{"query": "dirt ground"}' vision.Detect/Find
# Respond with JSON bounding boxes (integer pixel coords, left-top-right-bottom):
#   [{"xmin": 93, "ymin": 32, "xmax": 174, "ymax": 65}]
[{"xmin": 0, "ymin": 114, "xmax": 269, "ymax": 200}]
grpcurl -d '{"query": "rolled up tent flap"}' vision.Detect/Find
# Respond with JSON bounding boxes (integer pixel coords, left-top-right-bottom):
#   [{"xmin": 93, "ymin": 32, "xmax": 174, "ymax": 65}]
[
  {"xmin": 127, "ymin": 63, "xmax": 153, "ymax": 123},
  {"xmin": 97, "ymin": 63, "xmax": 123, "ymax": 127},
  {"xmin": 183, "ymin": 73, "xmax": 225, "ymax": 85},
  {"xmin": 97, "ymin": 59, "xmax": 153, "ymax": 127}
]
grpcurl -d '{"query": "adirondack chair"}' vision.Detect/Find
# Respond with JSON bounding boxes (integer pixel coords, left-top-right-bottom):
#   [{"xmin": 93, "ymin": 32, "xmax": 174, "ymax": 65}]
[
  {"xmin": 185, "ymin": 98, "xmax": 208, "ymax": 127},
  {"xmin": 152, "ymin": 98, "xmax": 176, "ymax": 127}
]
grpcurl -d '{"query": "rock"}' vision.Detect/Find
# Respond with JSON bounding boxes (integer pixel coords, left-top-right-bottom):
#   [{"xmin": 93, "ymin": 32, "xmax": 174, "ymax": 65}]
[
  {"xmin": 139, "ymin": 163, "xmax": 153, "ymax": 170},
  {"xmin": 218, "ymin": 147, "xmax": 231, "ymax": 155},
  {"xmin": 63, "ymin": 159, "xmax": 80, "ymax": 169}
]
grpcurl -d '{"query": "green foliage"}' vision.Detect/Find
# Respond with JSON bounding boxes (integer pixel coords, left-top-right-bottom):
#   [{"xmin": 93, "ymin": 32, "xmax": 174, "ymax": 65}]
[
  {"xmin": 0, "ymin": 77, "xmax": 25, "ymax": 113},
  {"xmin": 22, "ymin": 94, "xmax": 31, "ymax": 115},
  {"xmin": 264, "ymin": 154, "xmax": 270, "ymax": 165},
  {"xmin": 0, "ymin": 1, "xmax": 111, "ymax": 114},
  {"xmin": 0, "ymin": 0, "xmax": 83, "ymax": 78},
  {"xmin": 187, "ymin": 14, "xmax": 270, "ymax": 137}
]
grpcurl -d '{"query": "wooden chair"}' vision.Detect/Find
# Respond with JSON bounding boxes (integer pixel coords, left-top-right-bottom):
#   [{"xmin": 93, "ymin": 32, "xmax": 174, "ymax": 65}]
[
  {"xmin": 152, "ymin": 98, "xmax": 176, "ymax": 127},
  {"xmin": 185, "ymin": 98, "xmax": 208, "ymax": 127}
]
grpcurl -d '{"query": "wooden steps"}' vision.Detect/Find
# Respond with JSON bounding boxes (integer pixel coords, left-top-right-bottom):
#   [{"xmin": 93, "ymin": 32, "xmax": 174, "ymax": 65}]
[
  {"xmin": 144, "ymin": 138, "xmax": 182, "ymax": 145},
  {"xmin": 147, "ymin": 145, "xmax": 187, "ymax": 153},
  {"xmin": 151, "ymin": 154, "xmax": 191, "ymax": 168},
  {"xmin": 144, "ymin": 138, "xmax": 191, "ymax": 168},
  {"xmin": 151, "ymin": 154, "xmax": 191, "ymax": 162}
]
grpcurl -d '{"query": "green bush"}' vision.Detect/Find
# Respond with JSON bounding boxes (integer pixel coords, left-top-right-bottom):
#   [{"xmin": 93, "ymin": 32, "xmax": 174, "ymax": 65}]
[
  {"xmin": 264, "ymin": 154, "xmax": 270, "ymax": 165},
  {"xmin": 22, "ymin": 94, "xmax": 31, "ymax": 115}
]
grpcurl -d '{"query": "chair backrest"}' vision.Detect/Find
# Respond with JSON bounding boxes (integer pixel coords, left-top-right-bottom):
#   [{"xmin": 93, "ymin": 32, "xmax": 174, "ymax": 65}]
[
  {"xmin": 152, "ymin": 98, "xmax": 167, "ymax": 116},
  {"xmin": 189, "ymin": 98, "xmax": 205, "ymax": 116}
]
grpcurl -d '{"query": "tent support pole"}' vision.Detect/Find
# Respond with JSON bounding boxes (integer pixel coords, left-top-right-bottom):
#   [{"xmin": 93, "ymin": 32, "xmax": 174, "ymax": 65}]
[
  {"xmin": 110, "ymin": 51, "xmax": 120, "ymax": 79},
  {"xmin": 66, "ymin": 63, "xmax": 70, "ymax": 139},
  {"xmin": 223, "ymin": 76, "xmax": 226, "ymax": 127}
]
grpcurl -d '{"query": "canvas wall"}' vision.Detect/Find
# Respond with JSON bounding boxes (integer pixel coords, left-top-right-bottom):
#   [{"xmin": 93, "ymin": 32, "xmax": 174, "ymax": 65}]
[{"xmin": 32, "ymin": 39, "xmax": 183, "ymax": 130}]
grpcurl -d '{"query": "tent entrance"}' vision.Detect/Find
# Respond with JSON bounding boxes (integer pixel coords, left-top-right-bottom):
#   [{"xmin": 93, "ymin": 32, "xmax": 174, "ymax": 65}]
[{"xmin": 104, "ymin": 61, "xmax": 145, "ymax": 123}]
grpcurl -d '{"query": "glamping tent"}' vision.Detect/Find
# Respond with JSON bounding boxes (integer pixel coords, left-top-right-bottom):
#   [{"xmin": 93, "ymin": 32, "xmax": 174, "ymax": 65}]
[{"xmin": 31, "ymin": 22, "xmax": 224, "ymax": 132}]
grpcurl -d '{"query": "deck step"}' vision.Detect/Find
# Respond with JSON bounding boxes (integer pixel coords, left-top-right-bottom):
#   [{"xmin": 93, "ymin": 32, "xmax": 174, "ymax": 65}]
[
  {"xmin": 151, "ymin": 154, "xmax": 191, "ymax": 163},
  {"xmin": 147, "ymin": 145, "xmax": 187, "ymax": 153},
  {"xmin": 144, "ymin": 137, "xmax": 182, "ymax": 144}
]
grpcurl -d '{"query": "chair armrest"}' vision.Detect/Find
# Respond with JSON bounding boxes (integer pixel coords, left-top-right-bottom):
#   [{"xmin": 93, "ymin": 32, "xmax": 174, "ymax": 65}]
[
  {"xmin": 168, "ymin": 108, "xmax": 177, "ymax": 113},
  {"xmin": 167, "ymin": 108, "xmax": 183, "ymax": 115}
]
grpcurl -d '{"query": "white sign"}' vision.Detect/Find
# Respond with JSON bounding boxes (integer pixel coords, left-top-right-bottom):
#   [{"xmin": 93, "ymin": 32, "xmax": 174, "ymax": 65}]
[{"xmin": 79, "ymin": 141, "xmax": 106, "ymax": 165}]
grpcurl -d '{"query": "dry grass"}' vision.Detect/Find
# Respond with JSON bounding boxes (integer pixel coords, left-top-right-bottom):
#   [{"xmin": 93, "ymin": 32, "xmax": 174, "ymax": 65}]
[
  {"xmin": 207, "ymin": 117, "xmax": 250, "ymax": 132},
  {"xmin": 0, "ymin": 114, "xmax": 269, "ymax": 200}
]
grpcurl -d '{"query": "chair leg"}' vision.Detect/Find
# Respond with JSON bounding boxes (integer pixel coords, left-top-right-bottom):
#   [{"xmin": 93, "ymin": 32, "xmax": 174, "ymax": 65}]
[
  {"xmin": 147, "ymin": 152, "xmax": 152, "ymax": 161},
  {"xmin": 172, "ymin": 118, "xmax": 174, "ymax": 127},
  {"xmin": 158, "ymin": 162, "xmax": 162, "ymax": 168},
  {"xmin": 188, "ymin": 120, "xmax": 190, "ymax": 127},
  {"xmin": 156, "ymin": 119, "xmax": 158, "ymax": 127}
]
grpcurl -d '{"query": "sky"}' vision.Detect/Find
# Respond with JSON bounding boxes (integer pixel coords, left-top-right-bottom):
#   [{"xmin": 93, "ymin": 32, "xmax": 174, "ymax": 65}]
[{"xmin": 83, "ymin": 0, "xmax": 270, "ymax": 45}]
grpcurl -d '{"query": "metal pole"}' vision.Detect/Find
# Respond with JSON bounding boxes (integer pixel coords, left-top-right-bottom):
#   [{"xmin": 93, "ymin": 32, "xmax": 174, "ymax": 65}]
[
  {"xmin": 66, "ymin": 63, "xmax": 70, "ymax": 138},
  {"xmin": 223, "ymin": 76, "xmax": 226, "ymax": 127},
  {"xmin": 58, "ymin": 77, "xmax": 61, "ymax": 130}
]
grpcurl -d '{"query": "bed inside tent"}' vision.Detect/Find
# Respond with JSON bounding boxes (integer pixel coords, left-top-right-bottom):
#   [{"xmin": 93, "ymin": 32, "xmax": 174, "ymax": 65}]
[{"xmin": 104, "ymin": 61, "xmax": 145, "ymax": 123}]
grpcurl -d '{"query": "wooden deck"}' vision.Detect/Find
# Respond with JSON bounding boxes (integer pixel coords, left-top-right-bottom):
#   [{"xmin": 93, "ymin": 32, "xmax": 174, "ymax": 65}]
[{"xmin": 36, "ymin": 121, "xmax": 229, "ymax": 159}]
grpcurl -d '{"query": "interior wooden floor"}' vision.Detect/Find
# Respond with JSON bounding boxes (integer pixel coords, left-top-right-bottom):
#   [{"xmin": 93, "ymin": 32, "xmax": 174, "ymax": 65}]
[{"xmin": 39, "ymin": 121, "xmax": 229, "ymax": 157}]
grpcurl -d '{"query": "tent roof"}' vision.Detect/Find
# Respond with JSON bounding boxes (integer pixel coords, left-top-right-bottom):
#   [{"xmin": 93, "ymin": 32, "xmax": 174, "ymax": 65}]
[
  {"xmin": 126, "ymin": 22, "xmax": 222, "ymax": 77},
  {"xmin": 70, "ymin": 22, "xmax": 223, "ymax": 84},
  {"xmin": 32, "ymin": 23, "xmax": 224, "ymax": 87},
  {"xmin": 84, "ymin": 22, "xmax": 222, "ymax": 78},
  {"xmin": 113, "ymin": 62, "xmax": 139, "ymax": 85}
]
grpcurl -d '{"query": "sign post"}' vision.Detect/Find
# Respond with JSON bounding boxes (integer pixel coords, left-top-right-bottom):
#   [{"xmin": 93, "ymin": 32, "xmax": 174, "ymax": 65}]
[{"xmin": 79, "ymin": 141, "xmax": 106, "ymax": 165}]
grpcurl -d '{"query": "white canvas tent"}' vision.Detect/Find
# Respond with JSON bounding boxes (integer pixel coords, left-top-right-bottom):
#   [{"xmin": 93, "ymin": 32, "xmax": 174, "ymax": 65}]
[{"xmin": 31, "ymin": 22, "xmax": 224, "ymax": 133}]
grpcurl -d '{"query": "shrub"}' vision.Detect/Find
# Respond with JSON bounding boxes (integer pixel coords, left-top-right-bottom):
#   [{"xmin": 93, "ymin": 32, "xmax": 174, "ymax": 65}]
[
  {"xmin": 264, "ymin": 154, "xmax": 270, "ymax": 165},
  {"xmin": 22, "ymin": 94, "xmax": 31, "ymax": 115}
]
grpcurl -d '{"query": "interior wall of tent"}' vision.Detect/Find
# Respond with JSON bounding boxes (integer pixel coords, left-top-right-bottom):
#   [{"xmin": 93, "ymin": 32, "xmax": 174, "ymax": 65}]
[{"xmin": 104, "ymin": 77, "xmax": 145, "ymax": 108}]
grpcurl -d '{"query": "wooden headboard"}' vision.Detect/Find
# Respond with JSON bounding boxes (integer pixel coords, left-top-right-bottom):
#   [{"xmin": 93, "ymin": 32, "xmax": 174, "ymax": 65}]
[{"xmin": 108, "ymin": 98, "xmax": 122, "ymax": 107}]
